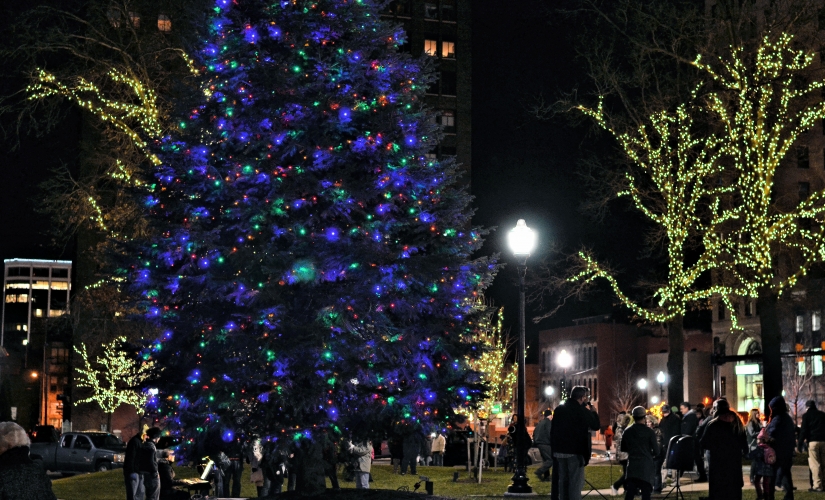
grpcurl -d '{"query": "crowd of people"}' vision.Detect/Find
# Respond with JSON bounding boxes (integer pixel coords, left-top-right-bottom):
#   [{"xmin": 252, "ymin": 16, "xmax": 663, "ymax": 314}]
[{"xmin": 601, "ymin": 395, "xmax": 799, "ymax": 500}]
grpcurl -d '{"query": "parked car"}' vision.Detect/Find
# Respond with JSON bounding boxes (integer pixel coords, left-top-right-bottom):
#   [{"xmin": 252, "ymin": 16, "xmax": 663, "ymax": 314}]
[{"xmin": 30, "ymin": 431, "xmax": 126, "ymax": 474}]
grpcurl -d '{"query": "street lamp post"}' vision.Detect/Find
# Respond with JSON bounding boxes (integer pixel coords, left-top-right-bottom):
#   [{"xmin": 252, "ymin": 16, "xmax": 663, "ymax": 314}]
[
  {"xmin": 557, "ymin": 349, "xmax": 573, "ymax": 400},
  {"xmin": 505, "ymin": 219, "xmax": 536, "ymax": 496},
  {"xmin": 657, "ymin": 371, "xmax": 666, "ymax": 401}
]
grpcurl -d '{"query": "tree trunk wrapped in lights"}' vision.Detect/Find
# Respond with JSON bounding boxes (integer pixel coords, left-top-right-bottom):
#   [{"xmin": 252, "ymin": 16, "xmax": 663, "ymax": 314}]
[{"xmin": 130, "ymin": 0, "xmax": 497, "ymax": 460}]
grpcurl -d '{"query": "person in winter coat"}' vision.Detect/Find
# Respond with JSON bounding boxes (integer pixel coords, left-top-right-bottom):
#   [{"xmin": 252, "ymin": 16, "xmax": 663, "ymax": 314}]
[
  {"xmin": 658, "ymin": 405, "xmax": 681, "ymax": 449},
  {"xmin": 246, "ymin": 437, "xmax": 271, "ymax": 497},
  {"xmin": 746, "ymin": 408, "xmax": 764, "ymax": 485},
  {"xmin": 767, "ymin": 396, "xmax": 797, "ymax": 500},
  {"xmin": 401, "ymin": 428, "xmax": 425, "ymax": 475},
  {"xmin": 620, "ymin": 406, "xmax": 660, "ymax": 500},
  {"xmin": 604, "ymin": 425, "xmax": 614, "ymax": 451},
  {"xmin": 646, "ymin": 414, "xmax": 665, "ymax": 494},
  {"xmin": 550, "ymin": 386, "xmax": 600, "ymax": 500},
  {"xmin": 261, "ymin": 446, "xmax": 289, "ymax": 494},
  {"xmin": 139, "ymin": 427, "xmax": 163, "ymax": 500},
  {"xmin": 431, "ymin": 432, "xmax": 446, "ymax": 466},
  {"xmin": 321, "ymin": 430, "xmax": 341, "ymax": 491},
  {"xmin": 533, "ymin": 409, "xmax": 553, "ymax": 481},
  {"xmin": 389, "ymin": 435, "xmax": 403, "ymax": 473},
  {"xmin": 679, "ymin": 402, "xmax": 700, "ymax": 437},
  {"xmin": 420, "ymin": 434, "xmax": 433, "ymax": 466},
  {"xmin": 611, "ymin": 413, "xmax": 632, "ymax": 494},
  {"xmin": 348, "ymin": 439, "xmax": 372, "ymax": 489},
  {"xmin": 124, "ymin": 430, "xmax": 146, "ymax": 500},
  {"xmin": 0, "ymin": 422, "xmax": 57, "ymax": 500},
  {"xmin": 700, "ymin": 399, "xmax": 748, "ymax": 500},
  {"xmin": 157, "ymin": 450, "xmax": 188, "ymax": 500},
  {"xmin": 750, "ymin": 428, "xmax": 776, "ymax": 500},
  {"xmin": 800, "ymin": 400, "xmax": 825, "ymax": 491}
]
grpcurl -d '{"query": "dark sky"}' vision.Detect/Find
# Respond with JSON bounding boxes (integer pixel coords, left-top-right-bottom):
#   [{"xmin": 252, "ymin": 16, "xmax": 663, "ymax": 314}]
[{"xmin": 0, "ymin": 0, "xmax": 645, "ymax": 361}]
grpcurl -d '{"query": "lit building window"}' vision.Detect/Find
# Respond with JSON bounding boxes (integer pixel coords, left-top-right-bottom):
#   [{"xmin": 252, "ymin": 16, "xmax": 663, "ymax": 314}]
[
  {"xmin": 442, "ymin": 40, "xmax": 455, "ymax": 58},
  {"xmin": 797, "ymin": 314, "xmax": 805, "ymax": 333},
  {"xmin": 424, "ymin": 39, "xmax": 437, "ymax": 56},
  {"xmin": 158, "ymin": 14, "xmax": 171, "ymax": 32},
  {"xmin": 129, "ymin": 11, "xmax": 141, "ymax": 28},
  {"xmin": 441, "ymin": 110, "xmax": 455, "ymax": 131},
  {"xmin": 814, "ymin": 311, "xmax": 821, "ymax": 332}
]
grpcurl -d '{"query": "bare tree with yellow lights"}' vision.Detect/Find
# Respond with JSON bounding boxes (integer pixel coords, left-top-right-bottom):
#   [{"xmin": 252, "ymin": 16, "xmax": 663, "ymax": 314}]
[
  {"xmin": 538, "ymin": 32, "xmax": 825, "ymax": 408},
  {"xmin": 462, "ymin": 307, "xmax": 517, "ymax": 420},
  {"xmin": 74, "ymin": 336, "xmax": 152, "ymax": 431}
]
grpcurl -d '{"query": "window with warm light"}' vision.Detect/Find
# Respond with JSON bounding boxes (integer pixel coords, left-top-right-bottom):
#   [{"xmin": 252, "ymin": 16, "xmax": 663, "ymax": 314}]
[
  {"xmin": 424, "ymin": 39, "xmax": 437, "ymax": 56},
  {"xmin": 158, "ymin": 14, "xmax": 171, "ymax": 32},
  {"xmin": 107, "ymin": 8, "xmax": 121, "ymax": 28},
  {"xmin": 442, "ymin": 40, "xmax": 455, "ymax": 58},
  {"xmin": 129, "ymin": 11, "xmax": 141, "ymax": 28}
]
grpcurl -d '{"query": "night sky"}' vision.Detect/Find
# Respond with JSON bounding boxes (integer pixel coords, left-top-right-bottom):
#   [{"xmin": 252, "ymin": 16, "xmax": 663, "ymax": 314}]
[{"xmin": 0, "ymin": 0, "xmax": 647, "ymax": 361}]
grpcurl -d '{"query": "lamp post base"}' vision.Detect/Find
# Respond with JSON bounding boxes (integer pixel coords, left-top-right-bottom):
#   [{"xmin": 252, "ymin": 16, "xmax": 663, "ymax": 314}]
[{"xmin": 505, "ymin": 468, "xmax": 535, "ymax": 496}]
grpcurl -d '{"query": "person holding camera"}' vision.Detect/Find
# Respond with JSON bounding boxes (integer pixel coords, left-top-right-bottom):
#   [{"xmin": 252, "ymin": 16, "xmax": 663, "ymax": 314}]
[{"xmin": 550, "ymin": 386, "xmax": 600, "ymax": 500}]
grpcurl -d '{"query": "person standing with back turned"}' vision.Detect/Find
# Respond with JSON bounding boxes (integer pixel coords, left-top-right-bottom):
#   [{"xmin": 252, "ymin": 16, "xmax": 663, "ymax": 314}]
[
  {"xmin": 533, "ymin": 409, "xmax": 553, "ymax": 481},
  {"xmin": 550, "ymin": 386, "xmax": 600, "ymax": 500},
  {"xmin": 620, "ymin": 406, "xmax": 660, "ymax": 500},
  {"xmin": 800, "ymin": 400, "xmax": 825, "ymax": 492}
]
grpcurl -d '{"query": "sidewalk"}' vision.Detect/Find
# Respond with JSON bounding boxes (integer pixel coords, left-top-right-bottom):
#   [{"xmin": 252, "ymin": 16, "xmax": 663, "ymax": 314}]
[{"xmin": 587, "ymin": 465, "xmax": 811, "ymax": 497}]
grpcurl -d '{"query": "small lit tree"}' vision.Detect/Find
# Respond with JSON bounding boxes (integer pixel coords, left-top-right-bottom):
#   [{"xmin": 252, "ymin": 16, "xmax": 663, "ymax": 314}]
[
  {"xmin": 462, "ymin": 307, "xmax": 517, "ymax": 419},
  {"xmin": 74, "ymin": 336, "xmax": 151, "ymax": 431}
]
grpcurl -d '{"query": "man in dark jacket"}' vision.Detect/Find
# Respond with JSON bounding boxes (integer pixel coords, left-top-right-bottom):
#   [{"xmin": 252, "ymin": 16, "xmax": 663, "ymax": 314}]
[
  {"xmin": 157, "ymin": 450, "xmax": 188, "ymax": 500},
  {"xmin": 678, "ymin": 402, "xmax": 706, "ymax": 482},
  {"xmin": 621, "ymin": 406, "xmax": 660, "ymax": 500},
  {"xmin": 401, "ymin": 427, "xmax": 425, "ymax": 475},
  {"xmin": 124, "ymin": 430, "xmax": 145, "ymax": 500},
  {"xmin": 550, "ymin": 386, "xmax": 600, "ymax": 500},
  {"xmin": 140, "ymin": 427, "xmax": 162, "ymax": 500},
  {"xmin": 658, "ymin": 405, "xmax": 681, "ymax": 448},
  {"xmin": 768, "ymin": 396, "xmax": 797, "ymax": 500},
  {"xmin": 533, "ymin": 409, "xmax": 553, "ymax": 481},
  {"xmin": 801, "ymin": 400, "xmax": 825, "ymax": 491},
  {"xmin": 699, "ymin": 399, "xmax": 748, "ymax": 500}
]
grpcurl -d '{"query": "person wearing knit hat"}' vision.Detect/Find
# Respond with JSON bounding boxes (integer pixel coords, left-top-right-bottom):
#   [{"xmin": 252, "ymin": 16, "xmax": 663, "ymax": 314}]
[
  {"xmin": 767, "ymin": 396, "xmax": 796, "ymax": 499},
  {"xmin": 700, "ymin": 399, "xmax": 747, "ymax": 500},
  {"xmin": 619, "ymin": 406, "xmax": 659, "ymax": 500}
]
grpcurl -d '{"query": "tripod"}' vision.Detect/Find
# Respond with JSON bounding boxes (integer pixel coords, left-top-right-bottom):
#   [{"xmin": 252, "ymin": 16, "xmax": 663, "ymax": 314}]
[
  {"xmin": 661, "ymin": 469, "xmax": 687, "ymax": 500},
  {"xmin": 582, "ymin": 476, "xmax": 610, "ymax": 499}
]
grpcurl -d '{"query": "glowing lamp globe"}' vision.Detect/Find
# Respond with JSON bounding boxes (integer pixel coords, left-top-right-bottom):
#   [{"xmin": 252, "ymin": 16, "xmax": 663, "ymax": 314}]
[
  {"xmin": 556, "ymin": 349, "xmax": 573, "ymax": 369},
  {"xmin": 637, "ymin": 379, "xmax": 648, "ymax": 390},
  {"xmin": 657, "ymin": 371, "xmax": 666, "ymax": 384},
  {"xmin": 508, "ymin": 219, "xmax": 537, "ymax": 257},
  {"xmin": 545, "ymin": 386, "xmax": 555, "ymax": 397}
]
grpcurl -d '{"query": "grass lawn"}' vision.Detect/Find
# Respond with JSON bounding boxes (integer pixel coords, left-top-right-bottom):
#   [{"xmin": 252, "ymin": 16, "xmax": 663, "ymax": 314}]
[{"xmin": 50, "ymin": 463, "xmax": 823, "ymax": 499}]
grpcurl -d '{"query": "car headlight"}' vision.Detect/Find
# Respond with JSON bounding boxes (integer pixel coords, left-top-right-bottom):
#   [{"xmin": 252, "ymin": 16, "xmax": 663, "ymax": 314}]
[{"xmin": 113, "ymin": 454, "xmax": 125, "ymax": 463}]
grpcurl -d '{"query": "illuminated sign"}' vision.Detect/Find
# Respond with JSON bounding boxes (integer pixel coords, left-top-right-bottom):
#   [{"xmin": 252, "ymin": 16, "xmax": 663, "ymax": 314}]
[{"xmin": 735, "ymin": 364, "xmax": 760, "ymax": 375}]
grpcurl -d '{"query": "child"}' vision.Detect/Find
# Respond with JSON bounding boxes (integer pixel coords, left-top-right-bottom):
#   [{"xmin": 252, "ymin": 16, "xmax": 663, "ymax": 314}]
[{"xmin": 749, "ymin": 428, "xmax": 775, "ymax": 500}]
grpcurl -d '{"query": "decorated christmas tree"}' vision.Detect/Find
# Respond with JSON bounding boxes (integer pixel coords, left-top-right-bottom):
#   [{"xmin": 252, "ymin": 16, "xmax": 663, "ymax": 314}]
[{"xmin": 135, "ymin": 0, "xmax": 496, "ymax": 455}]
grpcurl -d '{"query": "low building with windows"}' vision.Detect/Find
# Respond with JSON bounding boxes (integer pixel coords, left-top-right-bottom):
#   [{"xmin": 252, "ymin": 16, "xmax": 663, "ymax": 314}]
[{"xmin": 538, "ymin": 316, "xmax": 713, "ymax": 429}]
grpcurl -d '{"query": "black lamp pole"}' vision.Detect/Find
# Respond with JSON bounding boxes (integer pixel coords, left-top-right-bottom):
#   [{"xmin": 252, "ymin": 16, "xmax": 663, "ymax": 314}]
[{"xmin": 506, "ymin": 257, "xmax": 532, "ymax": 495}]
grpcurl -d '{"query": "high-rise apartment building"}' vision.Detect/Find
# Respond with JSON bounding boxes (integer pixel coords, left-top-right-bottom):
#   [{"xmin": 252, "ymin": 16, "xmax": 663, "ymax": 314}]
[
  {"xmin": 381, "ymin": 0, "xmax": 471, "ymax": 174},
  {"xmin": 1, "ymin": 259, "xmax": 72, "ymax": 429}
]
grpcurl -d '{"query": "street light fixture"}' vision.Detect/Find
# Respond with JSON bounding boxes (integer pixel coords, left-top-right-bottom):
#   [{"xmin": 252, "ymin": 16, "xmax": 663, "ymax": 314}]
[
  {"xmin": 637, "ymin": 378, "xmax": 648, "ymax": 390},
  {"xmin": 505, "ymin": 219, "xmax": 536, "ymax": 496},
  {"xmin": 557, "ymin": 349, "xmax": 573, "ymax": 400},
  {"xmin": 656, "ymin": 371, "xmax": 666, "ymax": 401}
]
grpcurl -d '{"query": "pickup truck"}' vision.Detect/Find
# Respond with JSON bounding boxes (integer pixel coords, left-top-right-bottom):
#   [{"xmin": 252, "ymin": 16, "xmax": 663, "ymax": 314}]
[{"xmin": 30, "ymin": 432, "xmax": 126, "ymax": 474}]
